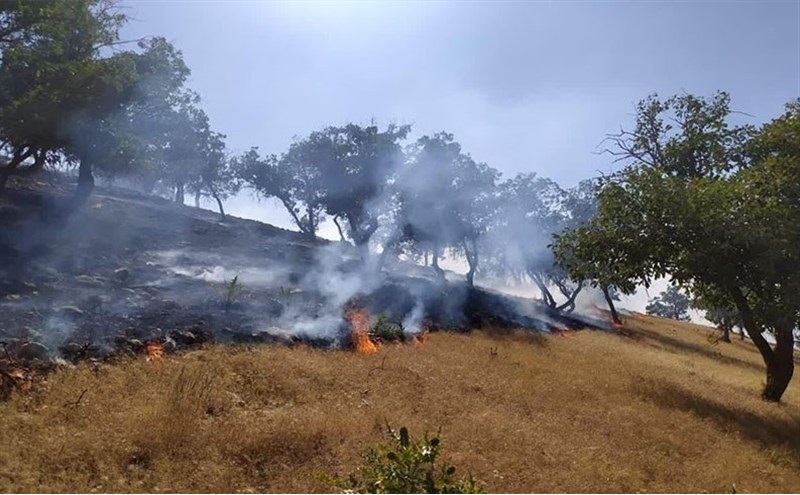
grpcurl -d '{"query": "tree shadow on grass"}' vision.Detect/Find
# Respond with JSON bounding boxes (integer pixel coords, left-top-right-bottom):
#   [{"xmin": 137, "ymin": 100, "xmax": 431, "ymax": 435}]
[
  {"xmin": 633, "ymin": 378, "xmax": 800, "ymax": 462},
  {"xmin": 625, "ymin": 325, "xmax": 764, "ymax": 373}
]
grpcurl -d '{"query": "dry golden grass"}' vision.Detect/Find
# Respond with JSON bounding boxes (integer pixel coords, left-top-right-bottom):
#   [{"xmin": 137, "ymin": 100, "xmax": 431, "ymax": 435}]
[{"xmin": 1, "ymin": 315, "xmax": 799, "ymax": 493}]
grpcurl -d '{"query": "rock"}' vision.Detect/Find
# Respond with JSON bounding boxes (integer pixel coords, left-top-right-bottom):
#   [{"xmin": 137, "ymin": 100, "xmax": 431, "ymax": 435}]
[
  {"xmin": 74, "ymin": 275, "xmax": 104, "ymax": 286},
  {"xmin": 127, "ymin": 338, "xmax": 144, "ymax": 351},
  {"xmin": 163, "ymin": 336, "xmax": 177, "ymax": 352},
  {"xmin": 60, "ymin": 342, "xmax": 83, "ymax": 356},
  {"xmin": 170, "ymin": 327, "xmax": 211, "ymax": 347},
  {"xmin": 113, "ymin": 268, "xmax": 130, "ymax": 282},
  {"xmin": 59, "ymin": 342, "xmax": 103, "ymax": 362},
  {"xmin": 84, "ymin": 295, "xmax": 104, "ymax": 312},
  {"xmin": 16, "ymin": 341, "xmax": 50, "ymax": 361},
  {"xmin": 56, "ymin": 305, "xmax": 84, "ymax": 317}
]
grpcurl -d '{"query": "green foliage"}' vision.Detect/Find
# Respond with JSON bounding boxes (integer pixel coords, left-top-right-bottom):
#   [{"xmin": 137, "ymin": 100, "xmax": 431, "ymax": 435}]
[
  {"xmin": 553, "ymin": 92, "xmax": 800, "ymax": 400},
  {"xmin": 216, "ymin": 275, "xmax": 244, "ymax": 310},
  {"xmin": 691, "ymin": 286, "xmax": 742, "ymax": 336},
  {"xmin": 395, "ymin": 132, "xmax": 500, "ymax": 285},
  {"xmin": 487, "ymin": 174, "xmax": 593, "ymax": 310},
  {"xmin": 645, "ymin": 286, "xmax": 691, "ymax": 321},
  {"xmin": 0, "ymin": 0, "xmax": 136, "ymax": 182},
  {"xmin": 370, "ymin": 313, "xmax": 404, "ymax": 343},
  {"xmin": 0, "ymin": 3, "xmax": 236, "ymax": 212},
  {"xmin": 331, "ymin": 425, "xmax": 481, "ymax": 494},
  {"xmin": 234, "ymin": 147, "xmax": 325, "ymax": 236}
]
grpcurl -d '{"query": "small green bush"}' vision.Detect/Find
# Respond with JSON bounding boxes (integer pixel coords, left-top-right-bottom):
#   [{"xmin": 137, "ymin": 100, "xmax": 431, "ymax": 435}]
[
  {"xmin": 216, "ymin": 275, "xmax": 244, "ymax": 309},
  {"xmin": 370, "ymin": 313, "xmax": 404, "ymax": 343},
  {"xmin": 331, "ymin": 425, "xmax": 481, "ymax": 494}
]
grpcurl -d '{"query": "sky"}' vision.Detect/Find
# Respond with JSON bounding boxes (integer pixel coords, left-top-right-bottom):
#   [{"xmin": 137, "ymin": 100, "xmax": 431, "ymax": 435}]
[{"xmin": 120, "ymin": 0, "xmax": 800, "ymax": 313}]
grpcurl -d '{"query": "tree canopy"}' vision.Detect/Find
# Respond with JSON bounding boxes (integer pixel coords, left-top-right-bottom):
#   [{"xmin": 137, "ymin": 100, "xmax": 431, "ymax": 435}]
[
  {"xmin": 554, "ymin": 92, "xmax": 800, "ymax": 401},
  {"xmin": 394, "ymin": 132, "xmax": 499, "ymax": 285},
  {"xmin": 645, "ymin": 286, "xmax": 691, "ymax": 321}
]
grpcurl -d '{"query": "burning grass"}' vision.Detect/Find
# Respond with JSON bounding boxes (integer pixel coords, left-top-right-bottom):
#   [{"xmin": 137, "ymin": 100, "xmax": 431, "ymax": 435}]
[
  {"xmin": 345, "ymin": 298, "xmax": 379, "ymax": 354},
  {"xmin": 0, "ymin": 315, "xmax": 799, "ymax": 493}
]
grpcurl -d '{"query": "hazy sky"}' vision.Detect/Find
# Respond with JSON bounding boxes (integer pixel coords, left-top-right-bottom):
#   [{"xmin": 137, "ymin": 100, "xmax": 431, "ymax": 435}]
[
  {"xmin": 121, "ymin": 0, "xmax": 799, "ymax": 228},
  {"xmin": 120, "ymin": 0, "xmax": 798, "ymax": 314}
]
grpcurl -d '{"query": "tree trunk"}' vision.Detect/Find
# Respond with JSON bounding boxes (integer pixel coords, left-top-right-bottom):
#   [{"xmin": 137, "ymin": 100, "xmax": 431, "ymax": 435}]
[
  {"xmin": 763, "ymin": 327, "xmax": 795, "ymax": 402},
  {"xmin": 194, "ymin": 191, "xmax": 201, "ymax": 208},
  {"xmin": 174, "ymin": 183, "xmax": 185, "ymax": 204},
  {"xmin": 602, "ymin": 285, "xmax": 621, "ymax": 324},
  {"xmin": 0, "ymin": 146, "xmax": 34, "ymax": 193},
  {"xmin": 277, "ymin": 197, "xmax": 307, "ymax": 235},
  {"xmin": 347, "ymin": 213, "xmax": 378, "ymax": 249},
  {"xmin": 431, "ymin": 243, "xmax": 445, "ymax": 281},
  {"xmin": 69, "ymin": 159, "xmax": 95, "ymax": 211},
  {"xmin": 555, "ymin": 282, "xmax": 583, "ymax": 313},
  {"xmin": 721, "ymin": 325, "xmax": 731, "ymax": 343},
  {"xmin": 207, "ymin": 183, "xmax": 225, "ymax": 220},
  {"xmin": 214, "ymin": 193, "xmax": 225, "ymax": 220},
  {"xmin": 462, "ymin": 238, "xmax": 478, "ymax": 287},
  {"xmin": 332, "ymin": 215, "xmax": 347, "ymax": 242},
  {"xmin": 465, "ymin": 267, "xmax": 475, "ymax": 287},
  {"xmin": 529, "ymin": 272, "xmax": 556, "ymax": 308},
  {"xmin": 730, "ymin": 287, "xmax": 794, "ymax": 402}
]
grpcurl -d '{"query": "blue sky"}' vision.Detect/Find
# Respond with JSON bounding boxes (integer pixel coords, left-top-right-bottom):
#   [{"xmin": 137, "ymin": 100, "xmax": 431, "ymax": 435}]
[{"xmin": 121, "ymin": 0, "xmax": 799, "ymax": 228}]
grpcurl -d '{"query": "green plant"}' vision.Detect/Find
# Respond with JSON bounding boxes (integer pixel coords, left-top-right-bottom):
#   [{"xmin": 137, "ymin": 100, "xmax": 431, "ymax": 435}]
[
  {"xmin": 216, "ymin": 275, "xmax": 244, "ymax": 309},
  {"xmin": 370, "ymin": 313, "xmax": 404, "ymax": 343},
  {"xmin": 330, "ymin": 425, "xmax": 481, "ymax": 494}
]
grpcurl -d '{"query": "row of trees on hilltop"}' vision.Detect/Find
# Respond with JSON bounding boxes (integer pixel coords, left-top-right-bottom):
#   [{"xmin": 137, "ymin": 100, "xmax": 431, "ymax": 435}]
[
  {"xmin": 0, "ymin": 1, "xmax": 595, "ymax": 310},
  {"xmin": 233, "ymin": 127, "xmax": 599, "ymax": 314}
]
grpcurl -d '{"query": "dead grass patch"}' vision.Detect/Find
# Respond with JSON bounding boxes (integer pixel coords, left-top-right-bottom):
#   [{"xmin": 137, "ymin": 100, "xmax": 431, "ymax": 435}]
[{"xmin": 0, "ymin": 317, "xmax": 798, "ymax": 492}]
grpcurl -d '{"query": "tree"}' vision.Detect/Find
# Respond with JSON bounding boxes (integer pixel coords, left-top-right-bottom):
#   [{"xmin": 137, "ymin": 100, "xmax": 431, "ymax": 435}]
[
  {"xmin": 645, "ymin": 286, "xmax": 691, "ymax": 321},
  {"xmin": 235, "ymin": 147, "xmax": 325, "ymax": 237},
  {"xmin": 316, "ymin": 123, "xmax": 410, "ymax": 249},
  {"xmin": 395, "ymin": 132, "xmax": 499, "ymax": 286},
  {"xmin": 0, "ymin": 0, "xmax": 138, "ymax": 205},
  {"xmin": 556, "ymin": 92, "xmax": 800, "ymax": 401},
  {"xmin": 691, "ymin": 287, "xmax": 742, "ymax": 342},
  {"xmin": 191, "ymin": 131, "xmax": 240, "ymax": 220},
  {"xmin": 111, "ymin": 36, "xmax": 194, "ymax": 194},
  {"xmin": 245, "ymin": 123, "xmax": 409, "ymax": 243},
  {"xmin": 158, "ymin": 102, "xmax": 215, "ymax": 204},
  {"xmin": 487, "ymin": 175, "xmax": 594, "ymax": 312},
  {"xmin": 552, "ymin": 179, "xmax": 639, "ymax": 325}
]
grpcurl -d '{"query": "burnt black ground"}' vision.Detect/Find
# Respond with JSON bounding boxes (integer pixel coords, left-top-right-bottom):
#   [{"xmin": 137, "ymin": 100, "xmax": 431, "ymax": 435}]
[{"xmin": 0, "ymin": 174, "xmax": 605, "ymax": 369}]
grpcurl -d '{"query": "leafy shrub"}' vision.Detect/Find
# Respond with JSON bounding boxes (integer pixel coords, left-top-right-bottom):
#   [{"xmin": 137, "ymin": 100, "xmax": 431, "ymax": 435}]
[
  {"xmin": 370, "ymin": 313, "xmax": 404, "ymax": 343},
  {"xmin": 331, "ymin": 425, "xmax": 480, "ymax": 494},
  {"xmin": 216, "ymin": 275, "xmax": 244, "ymax": 309}
]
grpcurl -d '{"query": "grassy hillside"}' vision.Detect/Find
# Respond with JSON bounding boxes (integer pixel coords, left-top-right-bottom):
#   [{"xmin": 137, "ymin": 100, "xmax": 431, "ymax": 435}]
[{"xmin": 1, "ymin": 314, "xmax": 798, "ymax": 493}]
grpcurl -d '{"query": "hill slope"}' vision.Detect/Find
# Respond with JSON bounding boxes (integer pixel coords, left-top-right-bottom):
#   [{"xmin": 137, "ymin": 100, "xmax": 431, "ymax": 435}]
[
  {"xmin": 0, "ymin": 314, "xmax": 799, "ymax": 493},
  {"xmin": 1, "ymin": 178, "xmax": 798, "ymax": 493}
]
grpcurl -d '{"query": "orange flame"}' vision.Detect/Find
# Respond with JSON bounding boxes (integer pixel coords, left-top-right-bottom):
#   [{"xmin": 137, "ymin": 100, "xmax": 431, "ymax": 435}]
[
  {"xmin": 145, "ymin": 342, "xmax": 165, "ymax": 363},
  {"xmin": 345, "ymin": 302, "xmax": 378, "ymax": 354},
  {"xmin": 591, "ymin": 305, "xmax": 624, "ymax": 330}
]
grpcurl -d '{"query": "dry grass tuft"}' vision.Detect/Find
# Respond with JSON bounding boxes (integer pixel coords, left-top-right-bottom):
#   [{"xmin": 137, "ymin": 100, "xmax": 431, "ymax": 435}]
[{"xmin": 0, "ymin": 316, "xmax": 799, "ymax": 493}]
